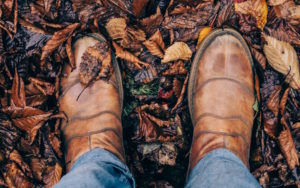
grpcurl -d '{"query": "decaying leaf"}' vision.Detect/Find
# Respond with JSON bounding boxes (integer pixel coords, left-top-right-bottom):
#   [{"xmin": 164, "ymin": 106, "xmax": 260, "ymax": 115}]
[
  {"xmin": 196, "ymin": 27, "xmax": 212, "ymax": 49},
  {"xmin": 41, "ymin": 23, "xmax": 80, "ymax": 61},
  {"xmin": 234, "ymin": 0, "xmax": 268, "ymax": 30},
  {"xmin": 112, "ymin": 41, "xmax": 148, "ymax": 69},
  {"xmin": 28, "ymin": 77, "xmax": 55, "ymax": 96},
  {"xmin": 161, "ymin": 42, "xmax": 192, "ymax": 63},
  {"xmin": 263, "ymin": 34, "xmax": 300, "ymax": 90},
  {"xmin": 162, "ymin": 60, "xmax": 187, "ymax": 76},
  {"xmin": 173, "ymin": 77, "xmax": 182, "ymax": 98},
  {"xmin": 141, "ymin": 7, "xmax": 163, "ymax": 34},
  {"xmin": 2, "ymin": 162, "xmax": 33, "ymax": 187},
  {"xmin": 278, "ymin": 128, "xmax": 299, "ymax": 170},
  {"xmin": 134, "ymin": 65, "xmax": 158, "ymax": 84},
  {"xmin": 105, "ymin": 17, "xmax": 127, "ymax": 40}
]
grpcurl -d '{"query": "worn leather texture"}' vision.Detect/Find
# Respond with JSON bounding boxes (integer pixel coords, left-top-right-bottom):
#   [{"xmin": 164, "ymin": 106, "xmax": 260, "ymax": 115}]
[
  {"xmin": 188, "ymin": 29, "xmax": 255, "ymax": 171},
  {"xmin": 59, "ymin": 35, "xmax": 125, "ymax": 171}
]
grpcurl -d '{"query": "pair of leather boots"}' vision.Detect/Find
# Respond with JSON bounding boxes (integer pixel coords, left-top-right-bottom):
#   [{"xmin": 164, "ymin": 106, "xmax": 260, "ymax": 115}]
[{"xmin": 59, "ymin": 29, "xmax": 257, "ymax": 173}]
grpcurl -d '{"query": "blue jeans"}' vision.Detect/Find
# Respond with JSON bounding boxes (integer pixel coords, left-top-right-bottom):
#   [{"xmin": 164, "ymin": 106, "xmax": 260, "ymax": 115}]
[{"xmin": 55, "ymin": 148, "xmax": 261, "ymax": 188}]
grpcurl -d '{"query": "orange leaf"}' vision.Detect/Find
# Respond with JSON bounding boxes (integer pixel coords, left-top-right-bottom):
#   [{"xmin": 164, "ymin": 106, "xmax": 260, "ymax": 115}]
[
  {"xmin": 41, "ymin": 23, "xmax": 80, "ymax": 61},
  {"xmin": 196, "ymin": 27, "xmax": 212, "ymax": 49},
  {"xmin": 234, "ymin": 0, "xmax": 268, "ymax": 30}
]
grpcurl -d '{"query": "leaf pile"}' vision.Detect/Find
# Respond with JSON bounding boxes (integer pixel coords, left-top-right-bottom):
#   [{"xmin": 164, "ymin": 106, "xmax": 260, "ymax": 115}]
[{"xmin": 0, "ymin": 0, "xmax": 299, "ymax": 187}]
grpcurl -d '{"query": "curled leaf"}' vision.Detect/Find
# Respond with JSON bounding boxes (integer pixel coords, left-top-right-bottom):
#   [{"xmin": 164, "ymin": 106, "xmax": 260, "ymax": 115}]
[
  {"xmin": 11, "ymin": 69, "xmax": 26, "ymax": 107},
  {"xmin": 263, "ymin": 34, "xmax": 300, "ymax": 89},
  {"xmin": 196, "ymin": 27, "xmax": 212, "ymax": 49},
  {"xmin": 162, "ymin": 42, "xmax": 192, "ymax": 63},
  {"xmin": 41, "ymin": 23, "xmax": 80, "ymax": 61},
  {"xmin": 66, "ymin": 37, "xmax": 75, "ymax": 69},
  {"xmin": 234, "ymin": 0, "xmax": 268, "ymax": 30},
  {"xmin": 112, "ymin": 41, "xmax": 148, "ymax": 69}
]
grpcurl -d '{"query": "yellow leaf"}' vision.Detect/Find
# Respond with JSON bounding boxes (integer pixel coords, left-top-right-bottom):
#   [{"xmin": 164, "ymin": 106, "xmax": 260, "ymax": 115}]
[
  {"xmin": 235, "ymin": 0, "xmax": 268, "ymax": 30},
  {"xmin": 161, "ymin": 42, "xmax": 192, "ymax": 63},
  {"xmin": 263, "ymin": 34, "xmax": 300, "ymax": 89},
  {"xmin": 196, "ymin": 27, "xmax": 212, "ymax": 49}
]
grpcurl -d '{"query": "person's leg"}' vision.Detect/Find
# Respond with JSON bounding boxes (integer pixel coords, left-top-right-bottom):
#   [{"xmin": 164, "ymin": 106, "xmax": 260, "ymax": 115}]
[
  {"xmin": 56, "ymin": 34, "xmax": 134, "ymax": 187},
  {"xmin": 185, "ymin": 149, "xmax": 260, "ymax": 188},
  {"xmin": 55, "ymin": 148, "xmax": 134, "ymax": 188},
  {"xmin": 187, "ymin": 28, "xmax": 261, "ymax": 187}
]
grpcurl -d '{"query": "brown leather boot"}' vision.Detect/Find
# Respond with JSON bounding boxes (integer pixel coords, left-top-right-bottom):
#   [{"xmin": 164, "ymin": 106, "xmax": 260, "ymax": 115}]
[
  {"xmin": 59, "ymin": 34, "xmax": 125, "ymax": 171},
  {"xmin": 188, "ymin": 28, "xmax": 257, "ymax": 171}
]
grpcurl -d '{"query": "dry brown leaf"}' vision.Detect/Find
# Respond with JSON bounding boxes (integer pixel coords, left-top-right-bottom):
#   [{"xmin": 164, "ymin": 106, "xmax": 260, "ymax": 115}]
[
  {"xmin": 30, "ymin": 158, "xmax": 45, "ymax": 181},
  {"xmin": 141, "ymin": 7, "xmax": 163, "ymax": 34},
  {"xmin": 171, "ymin": 74, "xmax": 189, "ymax": 113},
  {"xmin": 280, "ymin": 87, "xmax": 290, "ymax": 115},
  {"xmin": 143, "ymin": 40, "xmax": 164, "ymax": 58},
  {"xmin": 292, "ymin": 122, "xmax": 300, "ymax": 129},
  {"xmin": 250, "ymin": 47, "xmax": 266, "ymax": 69},
  {"xmin": 162, "ymin": 60, "xmax": 187, "ymax": 76},
  {"xmin": 11, "ymin": 69, "xmax": 26, "ymax": 108},
  {"xmin": 112, "ymin": 41, "xmax": 148, "ymax": 69},
  {"xmin": 9, "ymin": 150, "xmax": 33, "ymax": 179},
  {"xmin": 268, "ymin": 0, "xmax": 287, "ymax": 6},
  {"xmin": 266, "ymin": 85, "xmax": 281, "ymax": 116},
  {"xmin": 263, "ymin": 117, "xmax": 278, "ymax": 139},
  {"xmin": 273, "ymin": 0, "xmax": 295, "ymax": 19},
  {"xmin": 66, "ymin": 37, "xmax": 75, "ymax": 69},
  {"xmin": 134, "ymin": 65, "xmax": 158, "ymax": 84},
  {"xmin": 105, "ymin": 18, "xmax": 126, "ymax": 40},
  {"xmin": 28, "ymin": 77, "xmax": 55, "ymax": 96},
  {"xmin": 278, "ymin": 128, "xmax": 299, "ymax": 170},
  {"xmin": 2, "ymin": 106, "xmax": 52, "ymax": 144},
  {"xmin": 173, "ymin": 77, "xmax": 182, "ymax": 98},
  {"xmin": 19, "ymin": 19, "xmax": 48, "ymax": 34},
  {"xmin": 263, "ymin": 34, "xmax": 300, "ymax": 90},
  {"xmin": 3, "ymin": 162, "xmax": 33, "ymax": 188},
  {"xmin": 149, "ymin": 29, "xmax": 165, "ymax": 51},
  {"xmin": 132, "ymin": 0, "xmax": 149, "ymax": 17},
  {"xmin": 43, "ymin": 163, "xmax": 62, "ymax": 188},
  {"xmin": 288, "ymin": 5, "xmax": 300, "ymax": 19},
  {"xmin": 162, "ymin": 42, "xmax": 192, "ymax": 63},
  {"xmin": 13, "ymin": 0, "xmax": 18, "ymax": 34},
  {"xmin": 41, "ymin": 23, "xmax": 80, "ymax": 61},
  {"xmin": 196, "ymin": 27, "xmax": 212, "ymax": 49},
  {"xmin": 234, "ymin": 0, "xmax": 268, "ymax": 30}
]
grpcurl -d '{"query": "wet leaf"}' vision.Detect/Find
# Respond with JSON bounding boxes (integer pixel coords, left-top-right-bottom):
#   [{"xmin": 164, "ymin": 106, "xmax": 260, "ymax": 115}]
[
  {"xmin": 278, "ymin": 128, "xmax": 299, "ymax": 170},
  {"xmin": 196, "ymin": 27, "xmax": 212, "ymax": 49},
  {"xmin": 41, "ymin": 23, "xmax": 80, "ymax": 61},
  {"xmin": 162, "ymin": 42, "xmax": 192, "ymax": 63},
  {"xmin": 263, "ymin": 34, "xmax": 300, "ymax": 89},
  {"xmin": 234, "ymin": 0, "xmax": 268, "ymax": 30}
]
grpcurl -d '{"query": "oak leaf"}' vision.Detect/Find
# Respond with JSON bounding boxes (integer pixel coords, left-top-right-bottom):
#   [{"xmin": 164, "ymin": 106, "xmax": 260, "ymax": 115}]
[
  {"xmin": 234, "ymin": 0, "xmax": 268, "ymax": 30},
  {"xmin": 161, "ymin": 42, "xmax": 192, "ymax": 63},
  {"xmin": 41, "ymin": 23, "xmax": 80, "ymax": 61},
  {"xmin": 263, "ymin": 34, "xmax": 300, "ymax": 90}
]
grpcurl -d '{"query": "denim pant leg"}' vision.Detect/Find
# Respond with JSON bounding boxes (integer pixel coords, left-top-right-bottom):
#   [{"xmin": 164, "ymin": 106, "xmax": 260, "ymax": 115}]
[
  {"xmin": 55, "ymin": 148, "xmax": 135, "ymax": 188},
  {"xmin": 186, "ymin": 148, "xmax": 261, "ymax": 188}
]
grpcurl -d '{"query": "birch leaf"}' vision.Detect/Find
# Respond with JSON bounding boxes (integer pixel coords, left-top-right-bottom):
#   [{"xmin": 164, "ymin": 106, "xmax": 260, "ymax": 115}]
[{"xmin": 263, "ymin": 34, "xmax": 300, "ymax": 90}]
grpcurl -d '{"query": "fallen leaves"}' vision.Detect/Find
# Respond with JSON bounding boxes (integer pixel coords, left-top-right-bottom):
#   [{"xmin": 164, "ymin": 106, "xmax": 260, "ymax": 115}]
[
  {"xmin": 161, "ymin": 42, "xmax": 192, "ymax": 63},
  {"xmin": 41, "ymin": 23, "xmax": 80, "ymax": 62},
  {"xmin": 143, "ymin": 30, "xmax": 165, "ymax": 58},
  {"xmin": 105, "ymin": 17, "xmax": 127, "ymax": 40},
  {"xmin": 196, "ymin": 27, "xmax": 212, "ymax": 49},
  {"xmin": 234, "ymin": 0, "xmax": 268, "ymax": 30},
  {"xmin": 278, "ymin": 128, "xmax": 299, "ymax": 170},
  {"xmin": 263, "ymin": 34, "xmax": 300, "ymax": 90}
]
